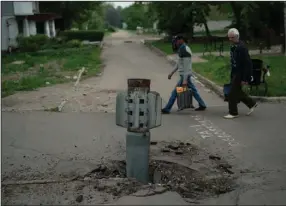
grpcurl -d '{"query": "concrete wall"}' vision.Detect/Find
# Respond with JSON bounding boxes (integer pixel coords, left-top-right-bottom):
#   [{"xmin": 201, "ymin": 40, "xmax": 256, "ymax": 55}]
[
  {"xmin": 1, "ymin": 1, "xmax": 14, "ymax": 16},
  {"xmin": 32, "ymin": 1, "xmax": 40, "ymax": 13},
  {"xmin": 1, "ymin": 16, "xmax": 18, "ymax": 51},
  {"xmin": 2, "ymin": 17, "xmax": 9, "ymax": 51},
  {"xmin": 29, "ymin": 20, "xmax": 37, "ymax": 36},
  {"xmin": 7, "ymin": 18, "xmax": 19, "ymax": 47},
  {"xmin": 13, "ymin": 2, "xmax": 34, "ymax": 15}
]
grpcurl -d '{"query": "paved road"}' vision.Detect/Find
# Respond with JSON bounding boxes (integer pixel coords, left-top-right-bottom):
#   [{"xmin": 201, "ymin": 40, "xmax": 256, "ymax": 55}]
[
  {"xmin": 101, "ymin": 30, "xmax": 223, "ymax": 108},
  {"xmin": 193, "ymin": 20, "xmax": 231, "ymax": 32},
  {"xmin": 192, "ymin": 103, "xmax": 286, "ymax": 205},
  {"xmin": 2, "ymin": 30, "xmax": 286, "ymax": 205}
]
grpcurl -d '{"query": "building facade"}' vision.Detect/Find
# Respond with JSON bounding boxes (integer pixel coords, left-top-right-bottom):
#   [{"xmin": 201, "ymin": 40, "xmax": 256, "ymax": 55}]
[{"xmin": 1, "ymin": 1, "xmax": 60, "ymax": 51}]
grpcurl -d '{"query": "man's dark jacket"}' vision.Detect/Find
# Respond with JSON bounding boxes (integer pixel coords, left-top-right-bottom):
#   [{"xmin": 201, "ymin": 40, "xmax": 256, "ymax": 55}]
[{"xmin": 230, "ymin": 41, "xmax": 253, "ymax": 82}]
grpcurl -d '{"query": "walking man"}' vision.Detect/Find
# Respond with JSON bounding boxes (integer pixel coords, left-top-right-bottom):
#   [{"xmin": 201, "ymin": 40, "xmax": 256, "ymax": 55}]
[
  {"xmin": 161, "ymin": 35, "xmax": 207, "ymax": 114},
  {"xmin": 224, "ymin": 28, "xmax": 258, "ymax": 119}
]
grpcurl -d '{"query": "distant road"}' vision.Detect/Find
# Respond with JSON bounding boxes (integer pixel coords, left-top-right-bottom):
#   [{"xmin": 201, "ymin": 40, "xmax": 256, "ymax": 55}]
[{"xmin": 194, "ymin": 20, "xmax": 231, "ymax": 32}]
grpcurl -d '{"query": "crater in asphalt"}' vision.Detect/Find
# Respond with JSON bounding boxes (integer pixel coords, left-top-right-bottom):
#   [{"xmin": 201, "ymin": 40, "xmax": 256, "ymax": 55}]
[
  {"xmin": 81, "ymin": 141, "xmax": 237, "ymax": 200},
  {"xmin": 2, "ymin": 141, "xmax": 237, "ymax": 204}
]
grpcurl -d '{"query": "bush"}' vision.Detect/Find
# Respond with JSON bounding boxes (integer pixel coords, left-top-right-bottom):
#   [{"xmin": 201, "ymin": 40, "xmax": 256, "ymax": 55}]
[
  {"xmin": 59, "ymin": 30, "xmax": 104, "ymax": 42},
  {"xmin": 41, "ymin": 37, "xmax": 67, "ymax": 50},
  {"xmin": 16, "ymin": 33, "xmax": 92, "ymax": 52},
  {"xmin": 17, "ymin": 34, "xmax": 49, "ymax": 52},
  {"xmin": 106, "ymin": 26, "xmax": 116, "ymax": 32},
  {"xmin": 66, "ymin": 39, "xmax": 82, "ymax": 48}
]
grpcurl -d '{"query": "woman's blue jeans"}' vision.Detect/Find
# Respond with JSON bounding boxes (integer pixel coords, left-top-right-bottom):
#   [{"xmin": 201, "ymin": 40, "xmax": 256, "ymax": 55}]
[{"xmin": 162, "ymin": 75, "xmax": 206, "ymax": 112}]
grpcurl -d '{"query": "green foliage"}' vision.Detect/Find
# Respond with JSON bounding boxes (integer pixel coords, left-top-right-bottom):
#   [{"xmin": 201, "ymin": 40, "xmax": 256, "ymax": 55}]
[
  {"xmin": 17, "ymin": 34, "xmax": 49, "ymax": 52},
  {"xmin": 66, "ymin": 39, "xmax": 82, "ymax": 48},
  {"xmin": 16, "ymin": 34, "xmax": 89, "ymax": 52},
  {"xmin": 215, "ymin": 2, "xmax": 284, "ymax": 40},
  {"xmin": 120, "ymin": 3, "xmax": 153, "ymax": 30},
  {"xmin": 105, "ymin": 5, "xmax": 122, "ymax": 28},
  {"xmin": 147, "ymin": 2, "xmax": 211, "ymax": 36},
  {"xmin": 40, "ymin": 37, "xmax": 64, "ymax": 50},
  {"xmin": 125, "ymin": 1, "xmax": 284, "ymax": 42},
  {"xmin": 88, "ymin": 7, "xmax": 105, "ymax": 30},
  {"xmin": 106, "ymin": 26, "xmax": 116, "ymax": 32},
  {"xmin": 59, "ymin": 30, "xmax": 104, "ymax": 42}
]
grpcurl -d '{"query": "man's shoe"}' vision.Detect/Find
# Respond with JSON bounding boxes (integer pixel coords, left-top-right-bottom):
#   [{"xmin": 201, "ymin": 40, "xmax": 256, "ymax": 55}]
[
  {"xmin": 224, "ymin": 114, "xmax": 239, "ymax": 119},
  {"xmin": 247, "ymin": 103, "xmax": 258, "ymax": 116},
  {"xmin": 161, "ymin": 109, "xmax": 170, "ymax": 114},
  {"xmin": 195, "ymin": 106, "xmax": 206, "ymax": 111}
]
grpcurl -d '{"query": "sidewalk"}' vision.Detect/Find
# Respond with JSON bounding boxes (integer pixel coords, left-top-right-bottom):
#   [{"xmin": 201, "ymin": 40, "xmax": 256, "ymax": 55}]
[{"xmin": 168, "ymin": 45, "xmax": 283, "ymax": 61}]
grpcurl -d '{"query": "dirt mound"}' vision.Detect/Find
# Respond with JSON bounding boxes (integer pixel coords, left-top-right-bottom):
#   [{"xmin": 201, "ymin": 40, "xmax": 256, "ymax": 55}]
[{"xmin": 78, "ymin": 141, "xmax": 237, "ymax": 200}]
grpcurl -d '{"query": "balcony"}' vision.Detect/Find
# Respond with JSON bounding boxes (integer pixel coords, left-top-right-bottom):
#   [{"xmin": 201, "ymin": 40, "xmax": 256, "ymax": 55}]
[{"xmin": 13, "ymin": 2, "xmax": 39, "ymax": 16}]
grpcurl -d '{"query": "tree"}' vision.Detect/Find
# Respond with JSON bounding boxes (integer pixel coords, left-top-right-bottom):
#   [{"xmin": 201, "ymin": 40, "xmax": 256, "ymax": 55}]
[
  {"xmin": 215, "ymin": 2, "xmax": 284, "ymax": 41},
  {"xmin": 120, "ymin": 3, "xmax": 149, "ymax": 30},
  {"xmin": 86, "ymin": 3, "xmax": 105, "ymax": 30},
  {"xmin": 116, "ymin": 6, "xmax": 122, "ymax": 13},
  {"xmin": 181, "ymin": 2, "xmax": 211, "ymax": 37},
  {"xmin": 105, "ymin": 5, "xmax": 122, "ymax": 28},
  {"xmin": 149, "ymin": 2, "xmax": 212, "ymax": 37}
]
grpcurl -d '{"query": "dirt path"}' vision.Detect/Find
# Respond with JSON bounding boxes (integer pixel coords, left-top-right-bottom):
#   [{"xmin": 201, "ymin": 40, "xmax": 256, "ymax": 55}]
[
  {"xmin": 1, "ymin": 74, "xmax": 118, "ymax": 113},
  {"xmin": 1, "ymin": 31, "xmax": 126, "ymax": 113}
]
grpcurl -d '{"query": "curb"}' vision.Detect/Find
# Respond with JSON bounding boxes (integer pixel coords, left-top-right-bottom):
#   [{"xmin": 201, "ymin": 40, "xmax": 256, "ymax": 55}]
[{"xmin": 143, "ymin": 41, "xmax": 286, "ymax": 103}]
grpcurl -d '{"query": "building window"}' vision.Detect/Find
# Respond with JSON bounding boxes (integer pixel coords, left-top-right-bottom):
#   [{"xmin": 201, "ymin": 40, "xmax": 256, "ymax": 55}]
[
  {"xmin": 17, "ymin": 20, "xmax": 24, "ymax": 34},
  {"xmin": 32, "ymin": 1, "xmax": 39, "ymax": 13},
  {"xmin": 36, "ymin": 22, "xmax": 45, "ymax": 34}
]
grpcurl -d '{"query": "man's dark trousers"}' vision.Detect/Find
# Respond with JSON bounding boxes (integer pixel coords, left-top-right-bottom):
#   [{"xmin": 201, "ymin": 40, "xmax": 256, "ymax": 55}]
[{"xmin": 228, "ymin": 76, "xmax": 256, "ymax": 115}]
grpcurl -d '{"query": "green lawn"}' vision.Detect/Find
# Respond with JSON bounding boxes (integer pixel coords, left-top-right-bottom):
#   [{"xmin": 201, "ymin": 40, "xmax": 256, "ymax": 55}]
[
  {"xmin": 151, "ymin": 40, "xmax": 232, "ymax": 55},
  {"xmin": 193, "ymin": 55, "xmax": 286, "ymax": 97},
  {"xmin": 2, "ymin": 46, "xmax": 102, "ymax": 97}
]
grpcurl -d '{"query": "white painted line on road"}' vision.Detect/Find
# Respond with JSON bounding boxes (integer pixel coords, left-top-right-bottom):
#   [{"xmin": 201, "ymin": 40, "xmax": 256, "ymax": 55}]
[{"xmin": 190, "ymin": 114, "xmax": 242, "ymax": 147}]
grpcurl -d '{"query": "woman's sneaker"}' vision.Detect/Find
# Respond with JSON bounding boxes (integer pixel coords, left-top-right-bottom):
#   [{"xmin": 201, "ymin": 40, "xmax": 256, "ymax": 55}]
[
  {"xmin": 224, "ymin": 114, "xmax": 239, "ymax": 119},
  {"xmin": 247, "ymin": 103, "xmax": 258, "ymax": 116}
]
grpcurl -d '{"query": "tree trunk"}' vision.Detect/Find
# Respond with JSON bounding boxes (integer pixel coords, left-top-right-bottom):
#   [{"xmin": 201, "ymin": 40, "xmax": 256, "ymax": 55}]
[
  {"xmin": 230, "ymin": 2, "xmax": 242, "ymax": 30},
  {"xmin": 203, "ymin": 20, "xmax": 211, "ymax": 37},
  {"xmin": 64, "ymin": 19, "xmax": 73, "ymax": 30},
  {"xmin": 186, "ymin": 23, "xmax": 194, "ymax": 40}
]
